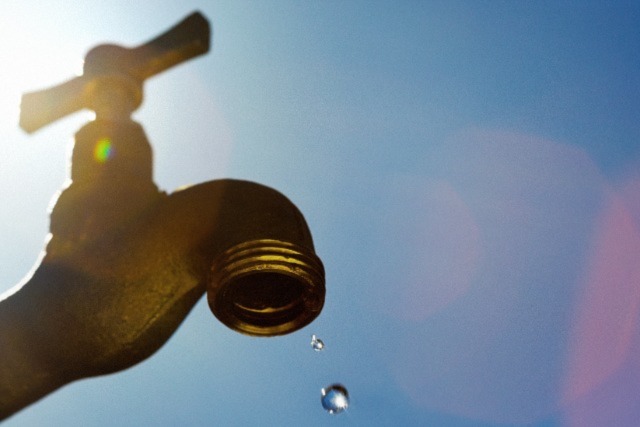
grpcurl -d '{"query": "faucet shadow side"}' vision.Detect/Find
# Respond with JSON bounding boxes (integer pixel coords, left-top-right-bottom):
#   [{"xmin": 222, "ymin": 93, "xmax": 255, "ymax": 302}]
[{"xmin": 0, "ymin": 120, "xmax": 324, "ymax": 419}]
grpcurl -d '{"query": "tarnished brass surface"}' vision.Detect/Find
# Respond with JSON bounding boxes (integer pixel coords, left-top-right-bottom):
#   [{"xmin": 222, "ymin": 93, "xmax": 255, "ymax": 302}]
[
  {"xmin": 20, "ymin": 115, "xmax": 325, "ymax": 376},
  {"xmin": 1, "ymin": 11, "xmax": 325, "ymax": 420},
  {"xmin": 209, "ymin": 239, "xmax": 325, "ymax": 336}
]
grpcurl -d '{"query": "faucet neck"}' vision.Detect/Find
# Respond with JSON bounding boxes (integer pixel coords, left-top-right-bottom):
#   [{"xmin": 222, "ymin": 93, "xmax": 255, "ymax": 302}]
[
  {"xmin": 71, "ymin": 119, "xmax": 154, "ymax": 187},
  {"xmin": 46, "ymin": 119, "xmax": 162, "ymax": 247}
]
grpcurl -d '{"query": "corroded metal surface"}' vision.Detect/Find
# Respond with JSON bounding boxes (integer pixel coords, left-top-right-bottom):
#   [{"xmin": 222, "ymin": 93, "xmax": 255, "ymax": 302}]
[{"xmin": 1, "ymin": 12, "xmax": 325, "ymax": 420}]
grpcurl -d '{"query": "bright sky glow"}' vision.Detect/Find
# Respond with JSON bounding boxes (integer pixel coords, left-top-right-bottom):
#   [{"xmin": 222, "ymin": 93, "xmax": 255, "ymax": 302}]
[{"xmin": 0, "ymin": 2, "xmax": 639, "ymax": 426}]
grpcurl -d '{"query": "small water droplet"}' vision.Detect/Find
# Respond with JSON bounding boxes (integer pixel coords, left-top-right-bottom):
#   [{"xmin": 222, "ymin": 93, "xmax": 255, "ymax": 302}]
[
  {"xmin": 311, "ymin": 334, "xmax": 325, "ymax": 351},
  {"xmin": 321, "ymin": 384, "xmax": 349, "ymax": 414}
]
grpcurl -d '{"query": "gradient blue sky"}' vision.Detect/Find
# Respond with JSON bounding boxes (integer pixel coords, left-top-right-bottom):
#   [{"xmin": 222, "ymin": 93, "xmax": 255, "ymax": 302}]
[{"xmin": 1, "ymin": 1, "xmax": 639, "ymax": 426}]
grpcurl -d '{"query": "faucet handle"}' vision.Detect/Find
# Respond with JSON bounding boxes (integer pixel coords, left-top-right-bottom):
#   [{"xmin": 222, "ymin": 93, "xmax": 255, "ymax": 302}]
[
  {"xmin": 126, "ymin": 11, "xmax": 210, "ymax": 82},
  {"xmin": 19, "ymin": 11, "xmax": 210, "ymax": 133}
]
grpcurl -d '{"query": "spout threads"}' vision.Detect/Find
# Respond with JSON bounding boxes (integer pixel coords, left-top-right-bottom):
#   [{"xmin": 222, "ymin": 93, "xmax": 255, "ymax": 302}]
[{"xmin": 208, "ymin": 239, "xmax": 325, "ymax": 336}]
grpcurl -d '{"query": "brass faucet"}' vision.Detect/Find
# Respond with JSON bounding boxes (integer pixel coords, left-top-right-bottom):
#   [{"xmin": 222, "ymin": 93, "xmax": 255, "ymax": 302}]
[{"xmin": 0, "ymin": 12, "xmax": 324, "ymax": 419}]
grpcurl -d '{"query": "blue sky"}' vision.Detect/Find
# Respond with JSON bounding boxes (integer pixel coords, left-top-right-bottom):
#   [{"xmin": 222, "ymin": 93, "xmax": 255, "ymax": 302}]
[{"xmin": 1, "ymin": 1, "xmax": 639, "ymax": 425}]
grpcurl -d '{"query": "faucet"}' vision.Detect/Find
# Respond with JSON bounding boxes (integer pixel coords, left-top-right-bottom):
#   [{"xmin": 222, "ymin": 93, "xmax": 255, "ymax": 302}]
[{"xmin": 0, "ymin": 12, "xmax": 325, "ymax": 419}]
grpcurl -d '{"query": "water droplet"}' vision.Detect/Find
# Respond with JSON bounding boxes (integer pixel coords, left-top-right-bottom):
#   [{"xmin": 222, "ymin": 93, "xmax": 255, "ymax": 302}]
[
  {"xmin": 321, "ymin": 384, "xmax": 349, "ymax": 414},
  {"xmin": 311, "ymin": 334, "xmax": 325, "ymax": 351}
]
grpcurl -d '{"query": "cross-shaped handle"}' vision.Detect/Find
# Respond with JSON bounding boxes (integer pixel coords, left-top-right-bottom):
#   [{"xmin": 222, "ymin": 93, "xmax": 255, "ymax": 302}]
[{"xmin": 19, "ymin": 11, "xmax": 210, "ymax": 133}]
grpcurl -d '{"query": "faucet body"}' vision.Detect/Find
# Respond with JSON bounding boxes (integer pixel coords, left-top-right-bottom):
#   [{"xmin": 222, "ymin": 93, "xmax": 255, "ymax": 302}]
[
  {"xmin": 27, "ymin": 116, "xmax": 323, "ymax": 375},
  {"xmin": 1, "ymin": 11, "xmax": 325, "ymax": 420}
]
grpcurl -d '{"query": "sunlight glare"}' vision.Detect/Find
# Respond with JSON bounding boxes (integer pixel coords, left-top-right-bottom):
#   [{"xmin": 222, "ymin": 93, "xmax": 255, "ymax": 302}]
[{"xmin": 0, "ymin": 17, "xmax": 84, "ymax": 129}]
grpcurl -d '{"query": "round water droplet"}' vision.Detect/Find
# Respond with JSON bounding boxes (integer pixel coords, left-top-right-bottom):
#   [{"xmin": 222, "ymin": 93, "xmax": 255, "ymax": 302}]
[
  {"xmin": 321, "ymin": 384, "xmax": 349, "ymax": 414},
  {"xmin": 311, "ymin": 334, "xmax": 325, "ymax": 351}
]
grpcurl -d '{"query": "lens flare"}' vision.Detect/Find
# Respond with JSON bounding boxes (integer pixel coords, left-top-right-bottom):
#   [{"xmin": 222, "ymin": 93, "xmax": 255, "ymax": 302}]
[
  {"xmin": 385, "ymin": 129, "xmax": 612, "ymax": 424},
  {"xmin": 94, "ymin": 138, "xmax": 113, "ymax": 163}
]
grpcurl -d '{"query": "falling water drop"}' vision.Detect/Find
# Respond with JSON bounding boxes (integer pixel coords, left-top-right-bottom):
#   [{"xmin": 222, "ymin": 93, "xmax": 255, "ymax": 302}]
[
  {"xmin": 311, "ymin": 334, "xmax": 325, "ymax": 351},
  {"xmin": 320, "ymin": 384, "xmax": 349, "ymax": 414}
]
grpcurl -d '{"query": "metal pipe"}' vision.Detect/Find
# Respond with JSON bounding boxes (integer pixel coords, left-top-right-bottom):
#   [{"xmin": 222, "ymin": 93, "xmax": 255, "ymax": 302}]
[{"xmin": 1, "ymin": 12, "xmax": 325, "ymax": 419}]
